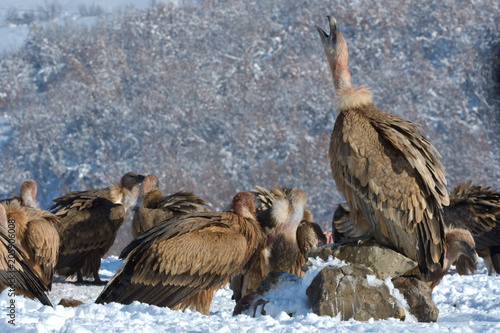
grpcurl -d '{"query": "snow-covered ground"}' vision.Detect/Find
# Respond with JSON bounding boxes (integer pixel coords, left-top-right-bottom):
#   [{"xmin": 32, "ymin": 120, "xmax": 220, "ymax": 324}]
[
  {"xmin": 0, "ymin": 0, "xmax": 158, "ymax": 53},
  {"xmin": 1, "ymin": 256, "xmax": 500, "ymax": 332}
]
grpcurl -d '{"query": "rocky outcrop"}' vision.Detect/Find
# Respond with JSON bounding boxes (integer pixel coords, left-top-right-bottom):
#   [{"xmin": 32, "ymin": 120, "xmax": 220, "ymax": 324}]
[
  {"xmin": 305, "ymin": 241, "xmax": 417, "ymax": 280},
  {"xmin": 305, "ymin": 264, "xmax": 405, "ymax": 321},
  {"xmin": 392, "ymin": 276, "xmax": 439, "ymax": 322}
]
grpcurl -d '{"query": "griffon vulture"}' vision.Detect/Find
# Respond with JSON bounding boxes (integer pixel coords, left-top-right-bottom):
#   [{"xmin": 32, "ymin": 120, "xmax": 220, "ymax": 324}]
[
  {"xmin": 0, "ymin": 204, "xmax": 52, "ymax": 306},
  {"xmin": 315, "ymin": 16, "xmax": 449, "ymax": 280},
  {"xmin": 132, "ymin": 174, "xmax": 212, "ymax": 238},
  {"xmin": 442, "ymin": 182, "xmax": 500, "ymax": 275},
  {"xmin": 50, "ymin": 172, "xmax": 145, "ymax": 284},
  {"xmin": 1, "ymin": 180, "xmax": 60, "ymax": 290},
  {"xmin": 230, "ymin": 187, "xmax": 310, "ymax": 302},
  {"xmin": 332, "ymin": 200, "xmax": 479, "ymax": 287},
  {"xmin": 95, "ymin": 191, "xmax": 262, "ymax": 315},
  {"xmin": 0, "ymin": 179, "xmax": 38, "ymax": 208}
]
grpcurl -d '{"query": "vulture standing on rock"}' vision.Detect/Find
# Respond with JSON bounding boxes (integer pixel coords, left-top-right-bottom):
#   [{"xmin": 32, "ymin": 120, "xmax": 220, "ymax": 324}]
[
  {"xmin": 0, "ymin": 204, "xmax": 52, "ymax": 306},
  {"xmin": 95, "ymin": 191, "xmax": 262, "ymax": 315},
  {"xmin": 1, "ymin": 180, "xmax": 60, "ymax": 290},
  {"xmin": 230, "ymin": 187, "xmax": 311, "ymax": 302},
  {"xmin": 50, "ymin": 172, "xmax": 145, "ymax": 284},
  {"xmin": 333, "ymin": 199, "xmax": 479, "ymax": 288},
  {"xmin": 443, "ymin": 182, "xmax": 500, "ymax": 275},
  {"xmin": 315, "ymin": 16, "xmax": 449, "ymax": 282},
  {"xmin": 132, "ymin": 174, "xmax": 212, "ymax": 238}
]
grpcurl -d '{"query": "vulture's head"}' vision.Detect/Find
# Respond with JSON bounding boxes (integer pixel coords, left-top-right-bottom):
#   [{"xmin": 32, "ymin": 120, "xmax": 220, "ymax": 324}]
[
  {"xmin": 232, "ymin": 191, "xmax": 257, "ymax": 220},
  {"xmin": 445, "ymin": 228, "xmax": 478, "ymax": 266},
  {"xmin": 315, "ymin": 16, "xmax": 351, "ymax": 86},
  {"xmin": 120, "ymin": 172, "xmax": 146, "ymax": 190},
  {"xmin": 140, "ymin": 174, "xmax": 160, "ymax": 197},
  {"xmin": 20, "ymin": 179, "xmax": 38, "ymax": 208}
]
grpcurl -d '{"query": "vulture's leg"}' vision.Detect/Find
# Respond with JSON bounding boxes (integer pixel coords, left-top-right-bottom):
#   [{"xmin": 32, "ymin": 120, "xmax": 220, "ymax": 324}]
[
  {"xmin": 490, "ymin": 246, "xmax": 500, "ymax": 275},
  {"xmin": 92, "ymin": 268, "xmax": 107, "ymax": 285},
  {"xmin": 76, "ymin": 270, "xmax": 84, "ymax": 284}
]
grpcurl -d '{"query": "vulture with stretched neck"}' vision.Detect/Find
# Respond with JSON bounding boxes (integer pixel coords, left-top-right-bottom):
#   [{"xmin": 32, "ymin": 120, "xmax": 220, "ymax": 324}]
[
  {"xmin": 0, "ymin": 204, "xmax": 52, "ymax": 306},
  {"xmin": 50, "ymin": 172, "xmax": 145, "ymax": 284},
  {"xmin": 132, "ymin": 174, "xmax": 212, "ymax": 238},
  {"xmin": 442, "ymin": 182, "xmax": 500, "ymax": 275},
  {"xmin": 230, "ymin": 187, "xmax": 310, "ymax": 302},
  {"xmin": 315, "ymin": 17, "xmax": 449, "ymax": 281},
  {"xmin": 95, "ymin": 191, "xmax": 262, "ymax": 315},
  {"xmin": 1, "ymin": 180, "xmax": 60, "ymax": 290},
  {"xmin": 0, "ymin": 180, "xmax": 39, "ymax": 208}
]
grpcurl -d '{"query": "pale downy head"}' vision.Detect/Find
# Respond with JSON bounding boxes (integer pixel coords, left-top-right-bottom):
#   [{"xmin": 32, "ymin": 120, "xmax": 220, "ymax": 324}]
[
  {"xmin": 232, "ymin": 191, "xmax": 257, "ymax": 220},
  {"xmin": 20, "ymin": 179, "xmax": 38, "ymax": 208},
  {"xmin": 445, "ymin": 228, "xmax": 479, "ymax": 266},
  {"xmin": 120, "ymin": 172, "xmax": 146, "ymax": 190},
  {"xmin": 119, "ymin": 172, "xmax": 146, "ymax": 209},
  {"xmin": 140, "ymin": 174, "xmax": 160, "ymax": 197}
]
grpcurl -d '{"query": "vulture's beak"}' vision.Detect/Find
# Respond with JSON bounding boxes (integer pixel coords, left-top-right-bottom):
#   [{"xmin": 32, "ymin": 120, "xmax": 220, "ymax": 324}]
[
  {"xmin": 315, "ymin": 16, "xmax": 337, "ymax": 45},
  {"xmin": 468, "ymin": 247, "xmax": 479, "ymax": 265}
]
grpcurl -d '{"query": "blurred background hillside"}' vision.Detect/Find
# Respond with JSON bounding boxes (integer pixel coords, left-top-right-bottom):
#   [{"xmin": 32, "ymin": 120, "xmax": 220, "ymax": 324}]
[{"xmin": 0, "ymin": 0, "xmax": 498, "ymax": 255}]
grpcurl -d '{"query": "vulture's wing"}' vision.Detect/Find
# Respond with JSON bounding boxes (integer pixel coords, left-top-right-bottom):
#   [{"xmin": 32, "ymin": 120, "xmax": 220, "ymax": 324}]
[
  {"xmin": 332, "ymin": 105, "xmax": 448, "ymax": 274},
  {"xmin": 155, "ymin": 191, "xmax": 212, "ymax": 213},
  {"xmin": 444, "ymin": 182, "xmax": 500, "ymax": 250},
  {"xmin": 97, "ymin": 213, "xmax": 255, "ymax": 308},
  {"xmin": 24, "ymin": 216, "xmax": 60, "ymax": 289},
  {"xmin": 0, "ymin": 229, "xmax": 52, "ymax": 306},
  {"xmin": 54, "ymin": 197, "xmax": 124, "ymax": 275}
]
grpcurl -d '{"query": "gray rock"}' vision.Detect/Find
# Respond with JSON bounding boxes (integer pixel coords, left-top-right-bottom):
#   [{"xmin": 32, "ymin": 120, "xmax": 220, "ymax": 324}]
[
  {"xmin": 306, "ymin": 264, "xmax": 405, "ymax": 321},
  {"xmin": 305, "ymin": 241, "xmax": 417, "ymax": 280},
  {"xmin": 392, "ymin": 276, "xmax": 439, "ymax": 322}
]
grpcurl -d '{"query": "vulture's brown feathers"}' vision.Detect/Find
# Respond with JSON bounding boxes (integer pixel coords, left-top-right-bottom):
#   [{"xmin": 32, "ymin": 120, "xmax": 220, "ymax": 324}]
[
  {"xmin": 50, "ymin": 172, "xmax": 145, "ymax": 284},
  {"xmin": 230, "ymin": 187, "xmax": 311, "ymax": 302},
  {"xmin": 443, "ymin": 182, "xmax": 500, "ymax": 275},
  {"xmin": 0, "ymin": 204, "xmax": 52, "ymax": 306},
  {"xmin": 132, "ymin": 174, "xmax": 212, "ymax": 238},
  {"xmin": 95, "ymin": 191, "xmax": 262, "ymax": 315},
  {"xmin": 315, "ymin": 16, "xmax": 448, "ymax": 280},
  {"xmin": 2, "ymin": 180, "xmax": 60, "ymax": 290}
]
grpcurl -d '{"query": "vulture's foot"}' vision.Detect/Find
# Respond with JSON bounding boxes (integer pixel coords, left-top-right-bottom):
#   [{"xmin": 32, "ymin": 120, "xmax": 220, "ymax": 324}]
[
  {"xmin": 252, "ymin": 299, "xmax": 269, "ymax": 317},
  {"xmin": 338, "ymin": 233, "xmax": 373, "ymax": 246}
]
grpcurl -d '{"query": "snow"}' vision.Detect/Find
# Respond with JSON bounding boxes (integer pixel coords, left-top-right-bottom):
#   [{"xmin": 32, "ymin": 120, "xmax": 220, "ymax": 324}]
[
  {"xmin": 1, "ymin": 256, "xmax": 500, "ymax": 332},
  {"xmin": 0, "ymin": 0, "xmax": 163, "ymax": 54}
]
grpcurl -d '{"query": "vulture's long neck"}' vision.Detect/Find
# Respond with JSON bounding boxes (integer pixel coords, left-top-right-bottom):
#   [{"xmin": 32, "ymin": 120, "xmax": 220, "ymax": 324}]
[
  {"xmin": 328, "ymin": 33, "xmax": 372, "ymax": 112},
  {"xmin": 142, "ymin": 188, "xmax": 163, "ymax": 208}
]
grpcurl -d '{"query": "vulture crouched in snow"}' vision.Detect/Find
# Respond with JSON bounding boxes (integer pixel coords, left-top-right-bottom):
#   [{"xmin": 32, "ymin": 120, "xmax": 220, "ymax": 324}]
[
  {"xmin": 0, "ymin": 204, "xmax": 52, "ymax": 306},
  {"xmin": 230, "ymin": 187, "xmax": 313, "ymax": 302},
  {"xmin": 315, "ymin": 16, "xmax": 450, "ymax": 283},
  {"xmin": 443, "ymin": 182, "xmax": 500, "ymax": 275},
  {"xmin": 50, "ymin": 172, "xmax": 145, "ymax": 284},
  {"xmin": 95, "ymin": 191, "xmax": 263, "ymax": 315},
  {"xmin": 1, "ymin": 180, "xmax": 60, "ymax": 290},
  {"xmin": 132, "ymin": 174, "xmax": 212, "ymax": 238}
]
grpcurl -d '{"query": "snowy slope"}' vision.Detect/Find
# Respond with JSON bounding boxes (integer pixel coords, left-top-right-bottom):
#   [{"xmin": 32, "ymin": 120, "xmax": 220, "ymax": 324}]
[{"xmin": 1, "ymin": 256, "xmax": 500, "ymax": 332}]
